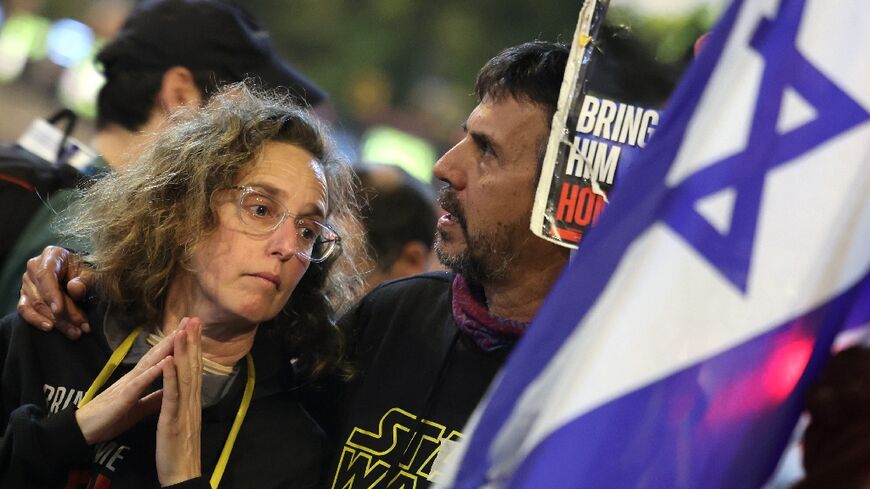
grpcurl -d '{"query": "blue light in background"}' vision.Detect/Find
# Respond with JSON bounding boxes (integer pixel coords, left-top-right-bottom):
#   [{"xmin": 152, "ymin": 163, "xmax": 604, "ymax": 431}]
[{"xmin": 46, "ymin": 19, "xmax": 94, "ymax": 67}]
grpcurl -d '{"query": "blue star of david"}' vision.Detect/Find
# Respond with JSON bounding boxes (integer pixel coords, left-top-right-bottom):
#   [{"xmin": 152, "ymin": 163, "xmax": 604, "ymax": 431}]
[{"xmin": 662, "ymin": 0, "xmax": 869, "ymax": 293}]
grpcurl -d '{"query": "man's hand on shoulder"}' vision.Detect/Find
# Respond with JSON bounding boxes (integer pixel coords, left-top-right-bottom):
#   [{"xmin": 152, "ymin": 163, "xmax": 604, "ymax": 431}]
[{"xmin": 17, "ymin": 246, "xmax": 93, "ymax": 339}]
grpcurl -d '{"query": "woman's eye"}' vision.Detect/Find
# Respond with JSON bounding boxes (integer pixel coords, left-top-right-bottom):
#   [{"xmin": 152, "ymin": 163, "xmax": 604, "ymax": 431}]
[
  {"xmin": 246, "ymin": 201, "xmax": 276, "ymax": 220},
  {"xmin": 247, "ymin": 204, "xmax": 271, "ymax": 217},
  {"xmin": 241, "ymin": 192, "xmax": 279, "ymax": 220},
  {"xmin": 296, "ymin": 220, "xmax": 319, "ymax": 242}
]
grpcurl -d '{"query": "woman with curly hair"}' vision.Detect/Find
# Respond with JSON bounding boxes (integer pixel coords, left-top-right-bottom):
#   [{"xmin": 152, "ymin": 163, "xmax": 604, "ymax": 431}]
[{"xmin": 0, "ymin": 82, "xmax": 366, "ymax": 488}]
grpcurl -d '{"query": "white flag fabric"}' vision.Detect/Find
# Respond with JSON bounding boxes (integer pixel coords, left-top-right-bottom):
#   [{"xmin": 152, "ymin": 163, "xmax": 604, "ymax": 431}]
[{"xmin": 438, "ymin": 0, "xmax": 870, "ymax": 487}]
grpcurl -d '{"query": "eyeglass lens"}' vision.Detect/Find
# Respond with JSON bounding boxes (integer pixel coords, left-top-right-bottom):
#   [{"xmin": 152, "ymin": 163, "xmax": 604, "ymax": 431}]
[{"xmin": 237, "ymin": 189, "xmax": 337, "ymax": 262}]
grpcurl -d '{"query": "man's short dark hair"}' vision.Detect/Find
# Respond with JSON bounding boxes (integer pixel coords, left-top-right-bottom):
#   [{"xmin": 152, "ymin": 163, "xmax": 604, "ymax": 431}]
[
  {"xmin": 474, "ymin": 41, "xmax": 568, "ymax": 172},
  {"xmin": 96, "ymin": 70, "xmax": 232, "ymax": 131},
  {"xmin": 354, "ymin": 163, "xmax": 437, "ymax": 271},
  {"xmin": 94, "ymin": 0, "xmax": 326, "ymax": 131},
  {"xmin": 474, "ymin": 41, "xmax": 569, "ymax": 124}
]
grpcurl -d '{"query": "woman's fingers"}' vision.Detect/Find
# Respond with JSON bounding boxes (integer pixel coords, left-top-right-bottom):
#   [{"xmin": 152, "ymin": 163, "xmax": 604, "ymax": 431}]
[
  {"xmin": 159, "ymin": 355, "xmax": 179, "ymax": 421},
  {"xmin": 183, "ymin": 318, "xmax": 202, "ymax": 386},
  {"xmin": 76, "ymin": 357, "xmax": 167, "ymax": 445},
  {"xmin": 186, "ymin": 320, "xmax": 202, "ymax": 422},
  {"xmin": 124, "ymin": 352, "xmax": 171, "ymax": 398},
  {"xmin": 156, "ymin": 319, "xmax": 202, "ymax": 486},
  {"xmin": 173, "ymin": 318, "xmax": 202, "ymax": 392},
  {"xmin": 138, "ymin": 386, "xmax": 164, "ymax": 415},
  {"xmin": 75, "ymin": 329, "xmax": 181, "ymax": 445},
  {"xmin": 133, "ymin": 328, "xmax": 180, "ymax": 375}
]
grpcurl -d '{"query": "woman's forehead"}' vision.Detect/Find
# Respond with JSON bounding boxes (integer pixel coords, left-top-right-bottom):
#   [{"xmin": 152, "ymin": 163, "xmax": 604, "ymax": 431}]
[{"xmin": 242, "ymin": 142, "xmax": 328, "ymax": 214}]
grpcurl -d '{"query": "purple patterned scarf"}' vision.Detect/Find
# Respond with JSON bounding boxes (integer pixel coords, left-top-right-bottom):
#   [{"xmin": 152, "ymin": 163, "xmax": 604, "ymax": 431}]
[{"xmin": 451, "ymin": 274, "xmax": 529, "ymax": 352}]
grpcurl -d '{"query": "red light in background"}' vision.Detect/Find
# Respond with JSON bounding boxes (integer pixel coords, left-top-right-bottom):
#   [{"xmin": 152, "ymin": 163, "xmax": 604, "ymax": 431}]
[
  {"xmin": 761, "ymin": 336, "xmax": 815, "ymax": 403},
  {"xmin": 701, "ymin": 330, "xmax": 815, "ymax": 426}
]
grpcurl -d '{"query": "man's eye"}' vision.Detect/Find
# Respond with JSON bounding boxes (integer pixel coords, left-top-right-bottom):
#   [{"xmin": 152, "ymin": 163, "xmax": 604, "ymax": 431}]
[{"xmin": 471, "ymin": 134, "xmax": 496, "ymax": 158}]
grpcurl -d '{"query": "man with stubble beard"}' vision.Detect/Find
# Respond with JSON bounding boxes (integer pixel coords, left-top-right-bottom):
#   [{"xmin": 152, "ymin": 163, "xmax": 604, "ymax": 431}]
[
  {"xmin": 15, "ymin": 41, "xmax": 572, "ymax": 489},
  {"xmin": 320, "ymin": 41, "xmax": 571, "ymax": 488}
]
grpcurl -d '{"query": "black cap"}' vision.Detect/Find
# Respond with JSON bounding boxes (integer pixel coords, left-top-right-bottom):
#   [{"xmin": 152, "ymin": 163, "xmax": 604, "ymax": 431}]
[{"xmin": 96, "ymin": 0, "xmax": 326, "ymax": 106}]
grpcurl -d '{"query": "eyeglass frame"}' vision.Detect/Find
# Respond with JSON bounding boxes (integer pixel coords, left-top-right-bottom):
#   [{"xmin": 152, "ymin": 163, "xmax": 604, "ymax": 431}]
[{"xmin": 228, "ymin": 185, "xmax": 341, "ymax": 263}]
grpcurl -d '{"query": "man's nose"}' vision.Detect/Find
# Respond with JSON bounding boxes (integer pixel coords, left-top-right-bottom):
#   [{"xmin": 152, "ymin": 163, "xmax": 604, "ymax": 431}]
[{"xmin": 433, "ymin": 139, "xmax": 468, "ymax": 190}]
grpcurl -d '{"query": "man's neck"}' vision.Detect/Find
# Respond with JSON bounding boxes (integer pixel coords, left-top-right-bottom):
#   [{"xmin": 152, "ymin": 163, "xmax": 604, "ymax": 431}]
[
  {"xmin": 481, "ymin": 251, "xmax": 568, "ymax": 323},
  {"xmin": 91, "ymin": 118, "xmax": 164, "ymax": 170}
]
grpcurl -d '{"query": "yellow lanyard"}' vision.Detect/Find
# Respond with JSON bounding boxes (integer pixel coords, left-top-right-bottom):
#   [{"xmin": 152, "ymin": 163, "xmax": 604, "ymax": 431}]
[{"xmin": 78, "ymin": 327, "xmax": 256, "ymax": 489}]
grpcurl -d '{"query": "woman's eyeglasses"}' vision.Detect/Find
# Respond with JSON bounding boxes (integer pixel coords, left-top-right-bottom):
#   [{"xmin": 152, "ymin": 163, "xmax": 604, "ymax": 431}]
[{"xmin": 231, "ymin": 186, "xmax": 340, "ymax": 263}]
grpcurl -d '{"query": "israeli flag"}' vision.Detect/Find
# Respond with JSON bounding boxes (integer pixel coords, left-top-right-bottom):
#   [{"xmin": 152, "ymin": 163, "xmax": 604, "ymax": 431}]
[{"xmin": 437, "ymin": 0, "xmax": 870, "ymax": 487}]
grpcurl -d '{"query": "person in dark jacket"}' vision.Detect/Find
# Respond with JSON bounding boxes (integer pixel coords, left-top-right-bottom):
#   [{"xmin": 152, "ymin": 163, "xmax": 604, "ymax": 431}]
[
  {"xmin": 319, "ymin": 42, "xmax": 572, "ymax": 488},
  {"xmin": 0, "ymin": 83, "xmax": 365, "ymax": 488},
  {"xmin": 790, "ymin": 345, "xmax": 870, "ymax": 489}
]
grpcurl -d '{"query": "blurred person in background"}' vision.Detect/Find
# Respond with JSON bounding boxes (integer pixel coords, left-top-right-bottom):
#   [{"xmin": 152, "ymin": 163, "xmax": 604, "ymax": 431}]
[
  {"xmin": 353, "ymin": 162, "xmax": 438, "ymax": 292},
  {"xmin": 790, "ymin": 345, "xmax": 870, "ymax": 489},
  {"xmin": 0, "ymin": 83, "xmax": 364, "ymax": 488},
  {"xmin": 0, "ymin": 0, "xmax": 326, "ymax": 316}
]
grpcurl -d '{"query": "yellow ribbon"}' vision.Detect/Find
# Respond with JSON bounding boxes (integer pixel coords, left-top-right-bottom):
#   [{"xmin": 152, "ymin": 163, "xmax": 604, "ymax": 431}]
[{"xmin": 78, "ymin": 327, "xmax": 143, "ymax": 407}]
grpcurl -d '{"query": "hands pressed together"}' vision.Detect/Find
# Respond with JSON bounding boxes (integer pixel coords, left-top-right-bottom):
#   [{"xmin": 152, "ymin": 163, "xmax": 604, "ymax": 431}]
[
  {"xmin": 19, "ymin": 246, "xmax": 205, "ymax": 486},
  {"xmin": 156, "ymin": 318, "xmax": 203, "ymax": 486},
  {"xmin": 75, "ymin": 317, "xmax": 204, "ymax": 486}
]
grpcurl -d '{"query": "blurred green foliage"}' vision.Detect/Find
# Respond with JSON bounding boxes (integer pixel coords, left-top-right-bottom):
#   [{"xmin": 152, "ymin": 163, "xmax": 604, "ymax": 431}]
[
  {"xmin": 244, "ymin": 1, "xmax": 720, "ymax": 127},
  {"xmin": 31, "ymin": 0, "xmax": 721, "ymax": 135},
  {"xmin": 608, "ymin": 5, "xmax": 719, "ymax": 65},
  {"xmin": 243, "ymin": 0, "xmax": 582, "ymax": 124}
]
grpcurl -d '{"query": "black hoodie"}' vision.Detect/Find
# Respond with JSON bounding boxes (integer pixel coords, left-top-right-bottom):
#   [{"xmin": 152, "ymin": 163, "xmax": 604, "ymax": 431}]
[
  {"xmin": 0, "ymin": 299, "xmax": 327, "ymax": 489},
  {"xmin": 317, "ymin": 272, "xmax": 511, "ymax": 489}
]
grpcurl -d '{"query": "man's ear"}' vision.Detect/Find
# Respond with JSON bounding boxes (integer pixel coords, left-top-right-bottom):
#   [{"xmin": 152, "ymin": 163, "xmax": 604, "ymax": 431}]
[{"xmin": 156, "ymin": 66, "xmax": 202, "ymax": 114}]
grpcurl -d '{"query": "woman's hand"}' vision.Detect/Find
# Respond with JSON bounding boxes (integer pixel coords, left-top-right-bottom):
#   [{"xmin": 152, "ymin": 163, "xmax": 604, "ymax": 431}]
[
  {"xmin": 156, "ymin": 318, "xmax": 203, "ymax": 486},
  {"xmin": 74, "ymin": 328, "xmax": 178, "ymax": 445}
]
